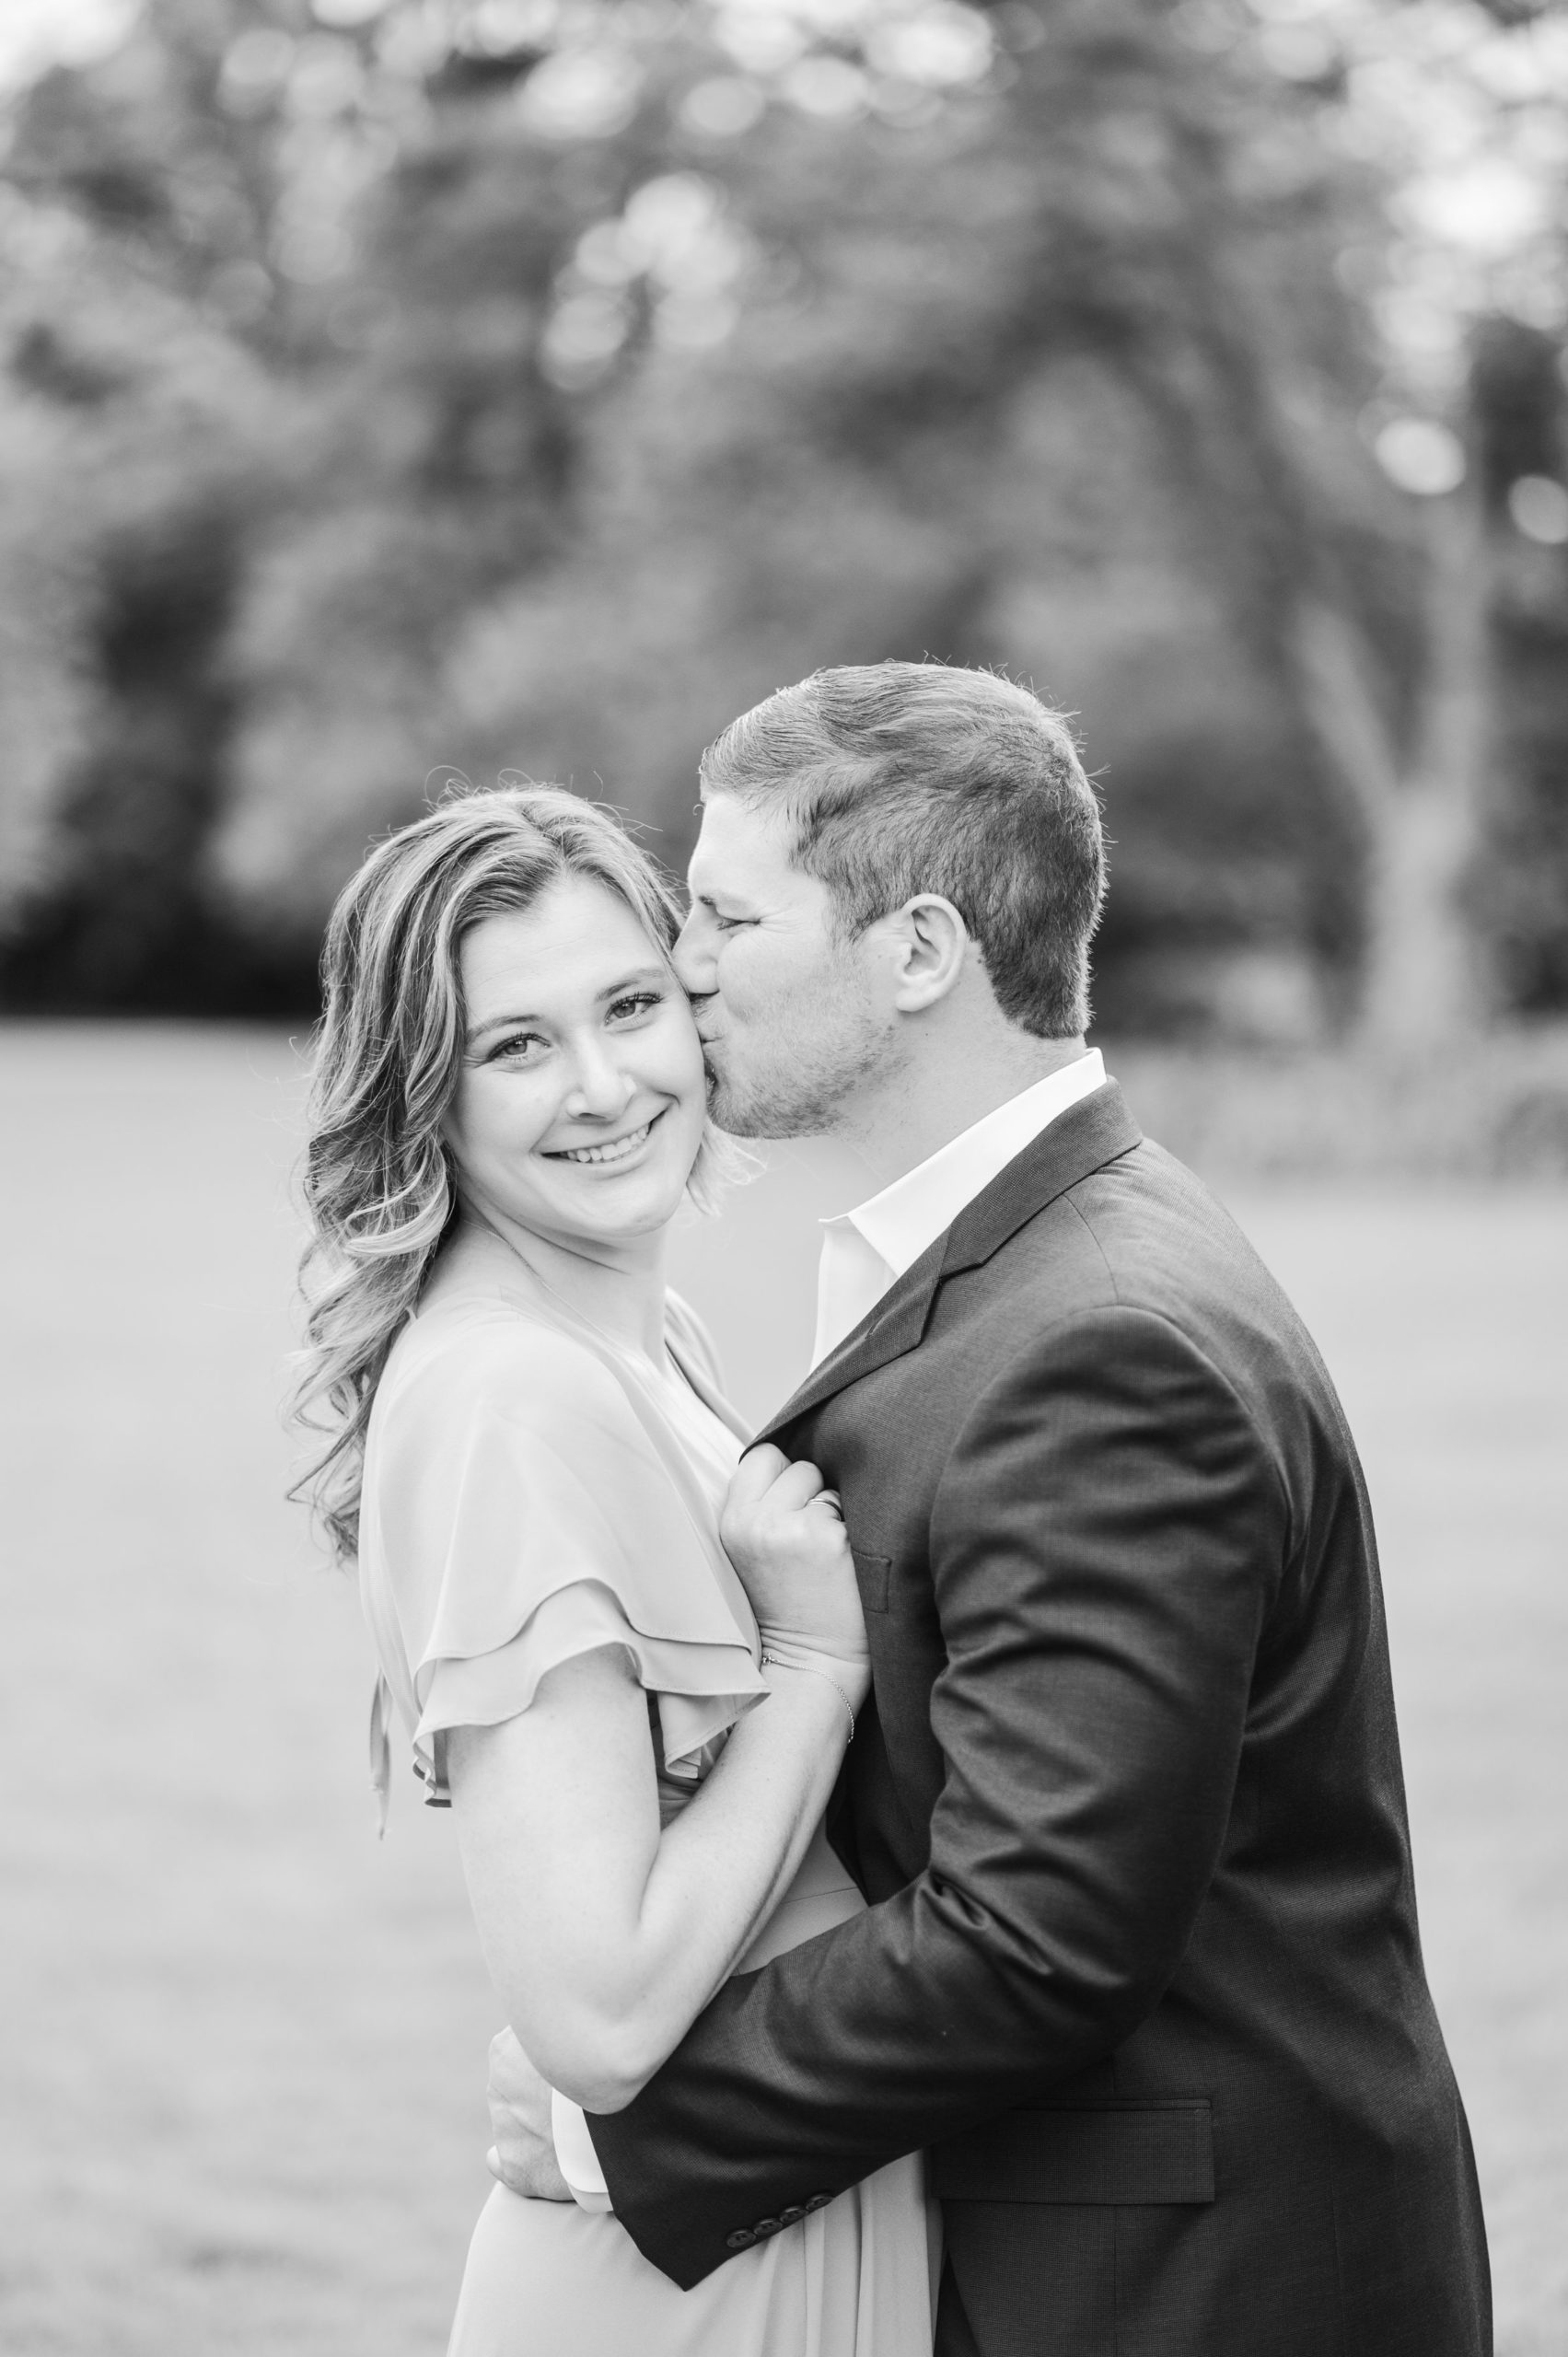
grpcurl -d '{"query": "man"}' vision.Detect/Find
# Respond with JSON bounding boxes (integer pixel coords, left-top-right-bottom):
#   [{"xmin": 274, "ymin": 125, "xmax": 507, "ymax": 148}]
[{"xmin": 494, "ymin": 661, "xmax": 1491, "ymax": 2354}]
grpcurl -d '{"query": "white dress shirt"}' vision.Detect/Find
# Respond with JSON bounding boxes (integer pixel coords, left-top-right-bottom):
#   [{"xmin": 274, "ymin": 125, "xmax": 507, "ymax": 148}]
[{"xmin": 810, "ymin": 1051, "xmax": 1109, "ymax": 1368}]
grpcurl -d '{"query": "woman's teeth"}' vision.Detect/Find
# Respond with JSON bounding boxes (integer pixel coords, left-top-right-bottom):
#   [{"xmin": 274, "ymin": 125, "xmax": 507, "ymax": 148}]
[{"xmin": 554, "ymin": 1119, "xmax": 655, "ymax": 1167}]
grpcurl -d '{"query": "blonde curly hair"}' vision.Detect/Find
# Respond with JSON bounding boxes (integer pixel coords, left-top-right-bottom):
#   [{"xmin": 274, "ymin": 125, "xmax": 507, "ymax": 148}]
[{"xmin": 289, "ymin": 780, "xmax": 726, "ymax": 1562}]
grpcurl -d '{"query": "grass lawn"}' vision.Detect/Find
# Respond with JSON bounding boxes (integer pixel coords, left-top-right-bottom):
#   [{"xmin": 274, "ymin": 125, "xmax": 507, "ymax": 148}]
[{"xmin": 2, "ymin": 1024, "xmax": 1563, "ymax": 2355}]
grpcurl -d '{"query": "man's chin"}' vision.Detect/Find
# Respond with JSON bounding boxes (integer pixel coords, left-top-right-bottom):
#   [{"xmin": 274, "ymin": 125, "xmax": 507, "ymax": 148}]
[
  {"xmin": 703, "ymin": 1035, "xmax": 883, "ymax": 1142},
  {"xmin": 703, "ymin": 1081, "xmax": 772, "ymax": 1141},
  {"xmin": 704, "ymin": 1062, "xmax": 776, "ymax": 1141},
  {"xmin": 705, "ymin": 1076, "xmax": 836, "ymax": 1144}
]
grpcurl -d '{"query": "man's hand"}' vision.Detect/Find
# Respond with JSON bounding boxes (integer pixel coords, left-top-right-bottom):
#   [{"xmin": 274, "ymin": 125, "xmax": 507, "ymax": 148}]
[{"xmin": 486, "ymin": 2027, "xmax": 572, "ymax": 2200}]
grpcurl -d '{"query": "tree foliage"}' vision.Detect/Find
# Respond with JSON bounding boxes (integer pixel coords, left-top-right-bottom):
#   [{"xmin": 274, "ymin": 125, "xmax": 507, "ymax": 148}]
[{"xmin": 1, "ymin": 0, "xmax": 1564, "ymax": 1033}]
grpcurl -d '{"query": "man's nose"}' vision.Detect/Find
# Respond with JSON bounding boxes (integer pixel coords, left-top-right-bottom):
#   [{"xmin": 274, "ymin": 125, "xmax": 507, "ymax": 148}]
[{"xmin": 673, "ymin": 911, "xmax": 714, "ymax": 997}]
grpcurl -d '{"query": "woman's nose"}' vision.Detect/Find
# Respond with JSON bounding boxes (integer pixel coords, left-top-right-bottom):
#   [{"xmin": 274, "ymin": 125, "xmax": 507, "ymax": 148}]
[{"xmin": 563, "ymin": 1042, "xmax": 636, "ymax": 1120}]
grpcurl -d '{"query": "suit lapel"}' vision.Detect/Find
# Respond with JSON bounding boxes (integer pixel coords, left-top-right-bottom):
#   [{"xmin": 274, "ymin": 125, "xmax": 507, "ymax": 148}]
[
  {"xmin": 756, "ymin": 1082, "xmax": 1143, "ymax": 1444},
  {"xmin": 939, "ymin": 1077, "xmax": 1142, "ymax": 1276},
  {"xmin": 756, "ymin": 1231, "xmax": 948, "ymax": 1446}
]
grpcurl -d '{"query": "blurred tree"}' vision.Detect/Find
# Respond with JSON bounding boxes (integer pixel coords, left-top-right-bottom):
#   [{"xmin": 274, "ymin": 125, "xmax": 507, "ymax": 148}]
[
  {"xmin": 1277, "ymin": 0, "xmax": 1568, "ymax": 1048},
  {"xmin": 213, "ymin": 0, "xmax": 1388, "ymax": 1025},
  {"xmin": 1, "ymin": 0, "xmax": 1564, "ymax": 1039},
  {"xmin": 0, "ymin": 261, "xmax": 291, "ymax": 1005},
  {"xmin": 0, "ymin": 0, "xmax": 298, "ymax": 1006},
  {"xmin": 1472, "ymin": 315, "xmax": 1568, "ymax": 1014}
]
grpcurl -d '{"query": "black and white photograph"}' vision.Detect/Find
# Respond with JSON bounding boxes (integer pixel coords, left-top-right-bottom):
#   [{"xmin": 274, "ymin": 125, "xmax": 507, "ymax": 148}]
[{"xmin": 2, "ymin": 0, "xmax": 1565, "ymax": 2351}]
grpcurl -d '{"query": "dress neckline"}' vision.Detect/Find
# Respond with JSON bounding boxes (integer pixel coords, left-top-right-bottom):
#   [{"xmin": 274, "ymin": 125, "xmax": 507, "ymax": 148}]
[{"xmin": 420, "ymin": 1218, "xmax": 751, "ymax": 1446}]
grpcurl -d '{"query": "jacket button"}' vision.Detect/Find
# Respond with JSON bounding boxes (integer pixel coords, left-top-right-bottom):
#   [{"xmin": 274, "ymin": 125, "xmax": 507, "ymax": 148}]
[
  {"xmin": 753, "ymin": 2217, "xmax": 782, "ymax": 2238},
  {"xmin": 805, "ymin": 2191, "xmax": 833, "ymax": 2212},
  {"xmin": 726, "ymin": 2229, "xmax": 755, "ymax": 2250},
  {"xmin": 778, "ymin": 2204, "xmax": 806, "ymax": 2225}
]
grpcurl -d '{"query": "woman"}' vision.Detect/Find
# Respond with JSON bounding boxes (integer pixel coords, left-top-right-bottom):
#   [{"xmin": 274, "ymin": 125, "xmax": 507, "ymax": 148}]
[{"xmin": 292, "ymin": 783, "xmax": 934, "ymax": 2354}]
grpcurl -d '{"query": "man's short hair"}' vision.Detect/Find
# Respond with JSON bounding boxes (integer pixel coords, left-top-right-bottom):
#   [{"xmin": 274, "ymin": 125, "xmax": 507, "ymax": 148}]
[{"xmin": 699, "ymin": 661, "xmax": 1106, "ymax": 1038}]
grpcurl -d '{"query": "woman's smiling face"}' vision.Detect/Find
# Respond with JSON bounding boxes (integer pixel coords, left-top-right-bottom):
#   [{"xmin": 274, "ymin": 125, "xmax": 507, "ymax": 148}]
[{"xmin": 444, "ymin": 876, "xmax": 708, "ymax": 1255}]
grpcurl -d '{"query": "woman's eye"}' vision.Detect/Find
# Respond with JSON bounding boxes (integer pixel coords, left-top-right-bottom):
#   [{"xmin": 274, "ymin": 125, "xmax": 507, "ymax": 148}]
[
  {"xmin": 486, "ymin": 1030, "xmax": 547, "ymax": 1062},
  {"xmin": 714, "ymin": 915, "xmax": 752, "ymax": 934},
  {"xmin": 607, "ymin": 990, "xmax": 665, "ymax": 1022}
]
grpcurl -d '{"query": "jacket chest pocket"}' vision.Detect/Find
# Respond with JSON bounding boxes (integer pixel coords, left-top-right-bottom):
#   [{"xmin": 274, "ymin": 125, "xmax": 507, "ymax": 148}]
[{"xmin": 850, "ymin": 1547, "xmax": 890, "ymax": 1613}]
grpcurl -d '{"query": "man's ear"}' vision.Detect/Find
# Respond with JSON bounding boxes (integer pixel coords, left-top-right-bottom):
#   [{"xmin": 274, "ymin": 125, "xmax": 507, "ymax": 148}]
[{"xmin": 883, "ymin": 895, "xmax": 970, "ymax": 1014}]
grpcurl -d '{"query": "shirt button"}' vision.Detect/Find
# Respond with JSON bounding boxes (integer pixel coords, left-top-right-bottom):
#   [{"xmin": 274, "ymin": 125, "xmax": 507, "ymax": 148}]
[{"xmin": 726, "ymin": 2229, "xmax": 756, "ymax": 2250}]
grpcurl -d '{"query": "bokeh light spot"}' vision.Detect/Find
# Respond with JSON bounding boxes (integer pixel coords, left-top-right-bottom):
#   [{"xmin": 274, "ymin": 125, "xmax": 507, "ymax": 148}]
[
  {"xmin": 1375, "ymin": 415, "xmax": 1467, "ymax": 496},
  {"xmin": 1508, "ymin": 475, "xmax": 1568, "ymax": 545},
  {"xmin": 782, "ymin": 55, "xmax": 869, "ymax": 120},
  {"xmin": 516, "ymin": 47, "xmax": 642, "ymax": 140},
  {"xmin": 541, "ymin": 290, "xmax": 631, "ymax": 383},
  {"xmin": 310, "ymin": 0, "xmax": 390, "ymax": 28},
  {"xmin": 864, "ymin": 3, "xmax": 993, "ymax": 89},
  {"xmin": 679, "ymin": 75, "xmax": 767, "ymax": 138},
  {"xmin": 221, "ymin": 28, "xmax": 296, "ymax": 94}
]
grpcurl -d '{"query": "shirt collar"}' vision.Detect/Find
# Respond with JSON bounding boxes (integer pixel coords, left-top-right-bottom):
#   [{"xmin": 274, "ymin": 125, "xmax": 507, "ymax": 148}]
[{"xmin": 821, "ymin": 1049, "xmax": 1108, "ymax": 1286}]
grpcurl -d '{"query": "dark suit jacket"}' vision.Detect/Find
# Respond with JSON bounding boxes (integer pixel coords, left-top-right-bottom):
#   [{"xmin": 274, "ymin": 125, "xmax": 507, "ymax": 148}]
[{"xmin": 588, "ymin": 1086, "xmax": 1491, "ymax": 2356}]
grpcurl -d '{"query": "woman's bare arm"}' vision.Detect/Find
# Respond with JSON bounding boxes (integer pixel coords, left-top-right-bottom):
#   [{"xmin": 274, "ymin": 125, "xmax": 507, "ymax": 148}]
[
  {"xmin": 447, "ymin": 1445, "xmax": 868, "ymax": 2113},
  {"xmin": 447, "ymin": 1644, "xmax": 850, "ymax": 2113}
]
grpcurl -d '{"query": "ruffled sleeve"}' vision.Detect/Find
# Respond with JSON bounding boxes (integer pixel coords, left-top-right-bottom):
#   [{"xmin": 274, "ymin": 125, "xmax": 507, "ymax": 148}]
[{"xmin": 358, "ymin": 1304, "xmax": 766, "ymax": 1812}]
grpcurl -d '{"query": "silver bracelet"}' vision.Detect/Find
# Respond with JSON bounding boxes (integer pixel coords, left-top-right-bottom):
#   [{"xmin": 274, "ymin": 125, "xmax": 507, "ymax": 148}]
[{"xmin": 761, "ymin": 1652, "xmax": 856, "ymax": 1744}]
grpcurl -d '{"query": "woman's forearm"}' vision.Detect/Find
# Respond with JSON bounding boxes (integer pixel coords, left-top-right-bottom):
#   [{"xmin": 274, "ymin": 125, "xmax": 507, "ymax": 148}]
[
  {"xmin": 603, "ymin": 1661, "xmax": 854, "ymax": 2097},
  {"xmin": 448, "ymin": 1653, "xmax": 854, "ymax": 2113}
]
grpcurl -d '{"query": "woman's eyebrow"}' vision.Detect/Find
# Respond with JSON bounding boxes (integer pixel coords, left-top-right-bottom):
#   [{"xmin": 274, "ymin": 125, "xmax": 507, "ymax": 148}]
[
  {"xmin": 466, "ymin": 1008, "xmax": 543, "ymax": 1041},
  {"xmin": 464, "ymin": 1008, "xmax": 537, "ymax": 1037},
  {"xmin": 466, "ymin": 968, "xmax": 668, "ymax": 1042},
  {"xmin": 598, "ymin": 964, "xmax": 669, "ymax": 995}
]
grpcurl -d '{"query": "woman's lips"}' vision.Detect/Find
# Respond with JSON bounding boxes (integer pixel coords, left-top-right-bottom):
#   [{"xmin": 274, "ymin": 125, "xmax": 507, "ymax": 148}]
[{"xmin": 544, "ymin": 1110, "xmax": 663, "ymax": 1167}]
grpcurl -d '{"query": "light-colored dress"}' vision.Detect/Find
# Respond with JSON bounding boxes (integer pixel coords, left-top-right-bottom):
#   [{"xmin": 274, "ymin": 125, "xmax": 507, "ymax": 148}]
[{"xmin": 358, "ymin": 1221, "xmax": 935, "ymax": 2357}]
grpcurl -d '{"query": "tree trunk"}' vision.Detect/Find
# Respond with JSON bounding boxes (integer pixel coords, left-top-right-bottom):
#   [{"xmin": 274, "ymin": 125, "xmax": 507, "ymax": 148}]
[{"xmin": 1292, "ymin": 483, "xmax": 1493, "ymax": 1049}]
